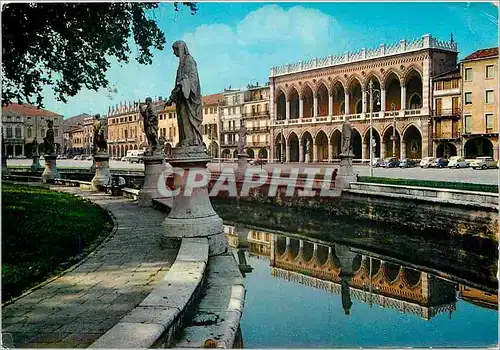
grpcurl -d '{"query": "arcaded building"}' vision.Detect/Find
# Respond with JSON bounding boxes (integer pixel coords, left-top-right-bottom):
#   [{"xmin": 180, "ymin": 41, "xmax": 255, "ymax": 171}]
[{"xmin": 268, "ymin": 34, "xmax": 458, "ymax": 162}]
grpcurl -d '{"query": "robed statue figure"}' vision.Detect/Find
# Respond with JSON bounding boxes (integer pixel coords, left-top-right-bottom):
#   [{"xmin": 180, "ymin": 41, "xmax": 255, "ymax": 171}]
[
  {"xmin": 43, "ymin": 120, "xmax": 55, "ymax": 155},
  {"xmin": 165, "ymin": 41, "xmax": 203, "ymax": 147},
  {"xmin": 93, "ymin": 114, "xmax": 107, "ymax": 153},
  {"xmin": 140, "ymin": 97, "xmax": 159, "ymax": 153},
  {"xmin": 341, "ymin": 120, "xmax": 353, "ymax": 156},
  {"xmin": 237, "ymin": 121, "xmax": 247, "ymax": 154}
]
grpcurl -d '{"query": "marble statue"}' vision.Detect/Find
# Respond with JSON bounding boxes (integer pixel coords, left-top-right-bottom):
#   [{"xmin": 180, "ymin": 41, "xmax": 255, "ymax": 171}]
[
  {"xmin": 93, "ymin": 114, "xmax": 107, "ymax": 153},
  {"xmin": 341, "ymin": 120, "xmax": 353, "ymax": 156},
  {"xmin": 43, "ymin": 120, "xmax": 55, "ymax": 155},
  {"xmin": 165, "ymin": 40, "xmax": 203, "ymax": 147},
  {"xmin": 140, "ymin": 97, "xmax": 159, "ymax": 154},
  {"xmin": 237, "ymin": 122, "xmax": 247, "ymax": 154}
]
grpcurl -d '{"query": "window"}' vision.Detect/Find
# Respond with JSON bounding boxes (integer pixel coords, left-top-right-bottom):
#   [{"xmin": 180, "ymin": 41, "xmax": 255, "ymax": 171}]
[
  {"xmin": 464, "ymin": 115, "xmax": 472, "ymax": 133},
  {"xmin": 444, "ymin": 80, "xmax": 451, "ymax": 89},
  {"xmin": 452, "ymin": 79, "xmax": 459, "ymax": 89},
  {"xmin": 464, "ymin": 92, "xmax": 472, "ymax": 105},
  {"xmin": 27, "ymin": 128, "xmax": 32, "ymax": 138},
  {"xmin": 205, "ymin": 108, "xmax": 208, "ymax": 114},
  {"xmin": 54, "ymin": 129, "xmax": 58, "ymax": 137},
  {"xmin": 41, "ymin": 128, "xmax": 45, "ymax": 137},
  {"xmin": 485, "ymin": 90, "xmax": 494, "ymax": 104},
  {"xmin": 6, "ymin": 126, "xmax": 12, "ymax": 138},
  {"xmin": 15, "ymin": 127, "xmax": 21, "ymax": 138},
  {"xmin": 464, "ymin": 67, "xmax": 473, "ymax": 81},
  {"xmin": 486, "ymin": 114, "xmax": 494, "ymax": 130},
  {"xmin": 486, "ymin": 65, "xmax": 495, "ymax": 79}
]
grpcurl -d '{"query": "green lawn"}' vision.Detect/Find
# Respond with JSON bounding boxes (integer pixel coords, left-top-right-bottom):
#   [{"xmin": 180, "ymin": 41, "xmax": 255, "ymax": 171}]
[
  {"xmin": 357, "ymin": 176, "xmax": 498, "ymax": 193},
  {"xmin": 1, "ymin": 183, "xmax": 113, "ymax": 303}
]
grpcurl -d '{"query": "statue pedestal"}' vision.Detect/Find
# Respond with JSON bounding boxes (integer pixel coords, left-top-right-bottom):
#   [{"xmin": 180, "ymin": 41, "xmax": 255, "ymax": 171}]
[
  {"xmin": 335, "ymin": 153, "xmax": 357, "ymax": 190},
  {"xmin": 163, "ymin": 146, "xmax": 226, "ymax": 256},
  {"xmin": 91, "ymin": 153, "xmax": 111, "ymax": 191},
  {"xmin": 138, "ymin": 153, "xmax": 165, "ymax": 207},
  {"xmin": 2, "ymin": 156, "xmax": 9, "ymax": 176},
  {"xmin": 42, "ymin": 155, "xmax": 61, "ymax": 183},
  {"xmin": 236, "ymin": 153, "xmax": 248, "ymax": 181},
  {"xmin": 31, "ymin": 155, "xmax": 43, "ymax": 171}
]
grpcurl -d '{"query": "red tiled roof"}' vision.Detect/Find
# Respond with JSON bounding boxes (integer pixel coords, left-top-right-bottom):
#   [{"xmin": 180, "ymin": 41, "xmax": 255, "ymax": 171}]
[
  {"xmin": 462, "ymin": 47, "xmax": 498, "ymax": 62},
  {"xmin": 203, "ymin": 93, "xmax": 223, "ymax": 106},
  {"xmin": 432, "ymin": 67, "xmax": 460, "ymax": 81},
  {"xmin": 2, "ymin": 103, "xmax": 62, "ymax": 117}
]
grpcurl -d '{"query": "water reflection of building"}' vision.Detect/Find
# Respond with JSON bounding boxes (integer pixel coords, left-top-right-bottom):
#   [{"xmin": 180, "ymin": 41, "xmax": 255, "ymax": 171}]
[{"xmin": 458, "ymin": 285, "xmax": 498, "ymax": 310}]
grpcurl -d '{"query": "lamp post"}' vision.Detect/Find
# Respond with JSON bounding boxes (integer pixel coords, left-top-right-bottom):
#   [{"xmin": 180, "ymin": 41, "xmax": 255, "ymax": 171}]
[
  {"xmin": 367, "ymin": 80, "xmax": 381, "ymax": 177},
  {"xmin": 391, "ymin": 103, "xmax": 396, "ymax": 158}
]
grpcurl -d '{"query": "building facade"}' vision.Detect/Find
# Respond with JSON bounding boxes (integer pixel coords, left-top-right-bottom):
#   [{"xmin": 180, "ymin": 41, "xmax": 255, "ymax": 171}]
[
  {"xmin": 158, "ymin": 104, "xmax": 178, "ymax": 149},
  {"xmin": 2, "ymin": 103, "xmax": 63, "ymax": 157},
  {"xmin": 431, "ymin": 68, "xmax": 462, "ymax": 157},
  {"xmin": 268, "ymin": 34, "xmax": 458, "ymax": 163},
  {"xmin": 106, "ymin": 101, "xmax": 144, "ymax": 158},
  {"xmin": 202, "ymin": 93, "xmax": 223, "ymax": 159},
  {"xmin": 220, "ymin": 88, "xmax": 244, "ymax": 159},
  {"xmin": 68, "ymin": 126, "xmax": 85, "ymax": 153},
  {"xmin": 242, "ymin": 84, "xmax": 271, "ymax": 160},
  {"xmin": 460, "ymin": 47, "xmax": 498, "ymax": 160}
]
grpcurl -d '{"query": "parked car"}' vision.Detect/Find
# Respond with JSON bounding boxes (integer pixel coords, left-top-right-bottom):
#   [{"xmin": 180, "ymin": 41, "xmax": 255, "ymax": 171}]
[
  {"xmin": 399, "ymin": 158, "xmax": 417, "ymax": 168},
  {"xmin": 372, "ymin": 157, "xmax": 383, "ymax": 167},
  {"xmin": 381, "ymin": 157, "xmax": 399, "ymax": 168},
  {"xmin": 470, "ymin": 156, "xmax": 497, "ymax": 170},
  {"xmin": 249, "ymin": 158, "xmax": 267, "ymax": 166},
  {"xmin": 121, "ymin": 156, "xmax": 128, "ymax": 162},
  {"xmin": 85, "ymin": 155, "xmax": 93, "ymax": 160},
  {"xmin": 447, "ymin": 156, "xmax": 468, "ymax": 168},
  {"xmin": 420, "ymin": 157, "xmax": 435, "ymax": 168},
  {"xmin": 430, "ymin": 157, "xmax": 449, "ymax": 168}
]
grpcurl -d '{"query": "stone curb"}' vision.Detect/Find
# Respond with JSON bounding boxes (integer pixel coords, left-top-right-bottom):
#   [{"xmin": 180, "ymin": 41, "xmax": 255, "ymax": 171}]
[
  {"xmin": 90, "ymin": 237, "xmax": 209, "ymax": 348},
  {"xmin": 1, "ymin": 185, "xmax": 119, "ymax": 308}
]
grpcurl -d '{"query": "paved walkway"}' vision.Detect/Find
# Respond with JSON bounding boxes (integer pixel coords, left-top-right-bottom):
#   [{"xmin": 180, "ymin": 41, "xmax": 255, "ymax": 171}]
[{"xmin": 2, "ymin": 187, "xmax": 178, "ymax": 348}]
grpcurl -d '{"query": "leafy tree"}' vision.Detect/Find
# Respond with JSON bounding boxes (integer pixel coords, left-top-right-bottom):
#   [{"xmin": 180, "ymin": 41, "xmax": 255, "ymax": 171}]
[{"xmin": 2, "ymin": 2, "xmax": 197, "ymax": 107}]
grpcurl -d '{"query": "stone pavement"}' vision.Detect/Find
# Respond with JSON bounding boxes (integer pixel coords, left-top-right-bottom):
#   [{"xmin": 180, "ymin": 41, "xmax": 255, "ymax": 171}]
[{"xmin": 2, "ymin": 187, "xmax": 178, "ymax": 348}]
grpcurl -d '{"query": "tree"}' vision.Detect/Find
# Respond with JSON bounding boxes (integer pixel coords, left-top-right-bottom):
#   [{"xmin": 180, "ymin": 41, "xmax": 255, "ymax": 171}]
[{"xmin": 2, "ymin": 2, "xmax": 197, "ymax": 108}]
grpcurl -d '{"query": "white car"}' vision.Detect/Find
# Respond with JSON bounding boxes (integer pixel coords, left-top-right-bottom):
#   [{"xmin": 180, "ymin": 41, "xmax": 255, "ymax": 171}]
[
  {"xmin": 447, "ymin": 156, "xmax": 468, "ymax": 168},
  {"xmin": 470, "ymin": 156, "xmax": 497, "ymax": 170},
  {"xmin": 420, "ymin": 157, "xmax": 435, "ymax": 168}
]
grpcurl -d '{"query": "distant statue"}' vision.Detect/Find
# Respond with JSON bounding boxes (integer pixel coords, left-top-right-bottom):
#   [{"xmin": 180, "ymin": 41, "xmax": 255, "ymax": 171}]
[
  {"xmin": 164, "ymin": 142, "xmax": 172, "ymax": 158},
  {"xmin": 158, "ymin": 135, "xmax": 166, "ymax": 154},
  {"xmin": 93, "ymin": 114, "xmax": 107, "ymax": 153},
  {"xmin": 140, "ymin": 97, "xmax": 159, "ymax": 154},
  {"xmin": 340, "ymin": 278, "xmax": 353, "ymax": 315},
  {"xmin": 237, "ymin": 122, "xmax": 247, "ymax": 154},
  {"xmin": 43, "ymin": 120, "xmax": 55, "ymax": 155},
  {"xmin": 305, "ymin": 139, "xmax": 310, "ymax": 154},
  {"xmin": 341, "ymin": 120, "xmax": 353, "ymax": 156},
  {"xmin": 31, "ymin": 137, "xmax": 39, "ymax": 156},
  {"xmin": 165, "ymin": 40, "xmax": 203, "ymax": 148}
]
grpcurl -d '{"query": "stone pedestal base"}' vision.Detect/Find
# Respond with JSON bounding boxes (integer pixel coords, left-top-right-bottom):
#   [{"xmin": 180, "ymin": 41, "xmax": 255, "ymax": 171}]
[
  {"xmin": 31, "ymin": 155, "xmax": 43, "ymax": 171},
  {"xmin": 138, "ymin": 154, "xmax": 165, "ymax": 207},
  {"xmin": 236, "ymin": 153, "xmax": 248, "ymax": 180},
  {"xmin": 335, "ymin": 153, "xmax": 357, "ymax": 190},
  {"xmin": 91, "ymin": 154, "xmax": 111, "ymax": 191},
  {"xmin": 42, "ymin": 155, "xmax": 61, "ymax": 183},
  {"xmin": 163, "ymin": 146, "xmax": 227, "ymax": 256}
]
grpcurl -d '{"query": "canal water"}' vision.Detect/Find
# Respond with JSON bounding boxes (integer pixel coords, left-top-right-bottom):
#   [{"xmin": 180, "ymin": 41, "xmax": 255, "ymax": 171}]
[{"xmin": 213, "ymin": 200, "xmax": 498, "ymax": 348}]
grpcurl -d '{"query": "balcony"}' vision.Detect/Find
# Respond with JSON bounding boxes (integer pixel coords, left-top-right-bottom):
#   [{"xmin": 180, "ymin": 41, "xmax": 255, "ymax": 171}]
[
  {"xmin": 248, "ymin": 141, "xmax": 269, "ymax": 147},
  {"xmin": 221, "ymin": 127, "xmax": 238, "ymax": 133},
  {"xmin": 242, "ymin": 111, "xmax": 270, "ymax": 119},
  {"xmin": 221, "ymin": 141, "xmax": 237, "ymax": 146},
  {"xmin": 248, "ymin": 126, "xmax": 270, "ymax": 133},
  {"xmin": 433, "ymin": 108, "xmax": 461, "ymax": 118},
  {"xmin": 432, "ymin": 132, "xmax": 461, "ymax": 140}
]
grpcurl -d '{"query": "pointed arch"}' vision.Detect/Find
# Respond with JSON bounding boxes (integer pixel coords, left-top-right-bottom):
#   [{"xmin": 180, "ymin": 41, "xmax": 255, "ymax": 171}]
[
  {"xmin": 362, "ymin": 125, "xmax": 382, "ymax": 139},
  {"xmin": 329, "ymin": 77, "xmax": 347, "ymax": 93},
  {"xmin": 382, "ymin": 68, "xmax": 403, "ymax": 88},
  {"xmin": 275, "ymin": 85, "xmax": 287, "ymax": 102},
  {"xmin": 402, "ymin": 65, "xmax": 423, "ymax": 84},
  {"xmin": 315, "ymin": 79, "xmax": 331, "ymax": 96},
  {"xmin": 299, "ymin": 81, "xmax": 315, "ymax": 99},
  {"xmin": 287, "ymin": 84, "xmax": 300, "ymax": 101},
  {"xmin": 286, "ymin": 131, "xmax": 299, "ymax": 143},
  {"xmin": 401, "ymin": 123, "xmax": 422, "ymax": 138},
  {"xmin": 363, "ymin": 71, "xmax": 383, "ymax": 91},
  {"xmin": 346, "ymin": 74, "xmax": 364, "ymax": 93}
]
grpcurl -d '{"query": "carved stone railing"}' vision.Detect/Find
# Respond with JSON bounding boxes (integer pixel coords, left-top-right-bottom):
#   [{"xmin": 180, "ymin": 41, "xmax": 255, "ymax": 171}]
[{"xmin": 270, "ymin": 35, "xmax": 457, "ymax": 77}]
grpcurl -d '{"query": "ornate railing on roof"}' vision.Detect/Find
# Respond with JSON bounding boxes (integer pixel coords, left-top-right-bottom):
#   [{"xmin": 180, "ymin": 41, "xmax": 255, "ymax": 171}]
[{"xmin": 270, "ymin": 34, "xmax": 458, "ymax": 77}]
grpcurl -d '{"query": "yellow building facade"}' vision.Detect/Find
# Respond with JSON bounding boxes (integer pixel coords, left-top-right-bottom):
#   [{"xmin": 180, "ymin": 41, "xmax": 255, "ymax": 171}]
[
  {"xmin": 242, "ymin": 85, "xmax": 271, "ymax": 160},
  {"xmin": 158, "ymin": 105, "xmax": 178, "ymax": 149},
  {"xmin": 202, "ymin": 93, "xmax": 223, "ymax": 158},
  {"xmin": 461, "ymin": 47, "xmax": 498, "ymax": 160}
]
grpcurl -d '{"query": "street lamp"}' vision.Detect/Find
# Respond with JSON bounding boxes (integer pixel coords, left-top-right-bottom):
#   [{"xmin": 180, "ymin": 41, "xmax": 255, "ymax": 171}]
[
  {"xmin": 367, "ymin": 80, "xmax": 381, "ymax": 177},
  {"xmin": 390, "ymin": 103, "xmax": 396, "ymax": 158}
]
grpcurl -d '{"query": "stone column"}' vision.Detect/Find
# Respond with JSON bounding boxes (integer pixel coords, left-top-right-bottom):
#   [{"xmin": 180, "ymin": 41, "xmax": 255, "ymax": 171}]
[
  {"xmin": 361, "ymin": 139, "xmax": 367, "ymax": 161},
  {"xmin": 285, "ymin": 142, "xmax": 290, "ymax": 163},
  {"xmin": 328, "ymin": 94, "xmax": 333, "ymax": 116},
  {"xmin": 381, "ymin": 141, "xmax": 386, "ymax": 159},
  {"xmin": 91, "ymin": 153, "xmax": 111, "ymax": 191},
  {"xmin": 42, "ymin": 155, "xmax": 61, "ymax": 184},
  {"xmin": 345, "ymin": 92, "xmax": 350, "ymax": 115},
  {"xmin": 381, "ymin": 89, "xmax": 386, "ymax": 112},
  {"xmin": 313, "ymin": 96, "xmax": 318, "ymax": 117},
  {"xmin": 286, "ymin": 100, "xmax": 290, "ymax": 120},
  {"xmin": 299, "ymin": 98, "xmax": 304, "ymax": 120},
  {"xmin": 328, "ymin": 141, "xmax": 333, "ymax": 162},
  {"xmin": 163, "ymin": 146, "xmax": 226, "ymax": 256},
  {"xmin": 362, "ymin": 88, "xmax": 367, "ymax": 113},
  {"xmin": 298, "ymin": 140, "xmax": 303, "ymax": 163},
  {"xmin": 138, "ymin": 153, "xmax": 165, "ymax": 207},
  {"xmin": 400, "ymin": 138, "xmax": 406, "ymax": 159},
  {"xmin": 312, "ymin": 140, "xmax": 318, "ymax": 162},
  {"xmin": 401, "ymin": 84, "xmax": 406, "ymax": 111}
]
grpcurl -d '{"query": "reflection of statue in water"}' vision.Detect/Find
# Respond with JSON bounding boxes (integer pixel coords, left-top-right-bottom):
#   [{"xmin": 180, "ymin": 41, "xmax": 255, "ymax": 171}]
[
  {"xmin": 340, "ymin": 278, "xmax": 353, "ymax": 315},
  {"xmin": 237, "ymin": 121, "xmax": 247, "ymax": 154},
  {"xmin": 93, "ymin": 114, "xmax": 107, "ymax": 153},
  {"xmin": 32, "ymin": 137, "xmax": 39, "ymax": 156},
  {"xmin": 140, "ymin": 97, "xmax": 159, "ymax": 154},
  {"xmin": 43, "ymin": 120, "xmax": 55, "ymax": 155},
  {"xmin": 341, "ymin": 120, "xmax": 353, "ymax": 156},
  {"xmin": 165, "ymin": 41, "xmax": 203, "ymax": 148}
]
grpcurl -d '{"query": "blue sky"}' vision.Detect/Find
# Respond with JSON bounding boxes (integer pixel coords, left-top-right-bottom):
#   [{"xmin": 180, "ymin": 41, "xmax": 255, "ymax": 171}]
[{"xmin": 40, "ymin": 1, "xmax": 499, "ymax": 118}]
